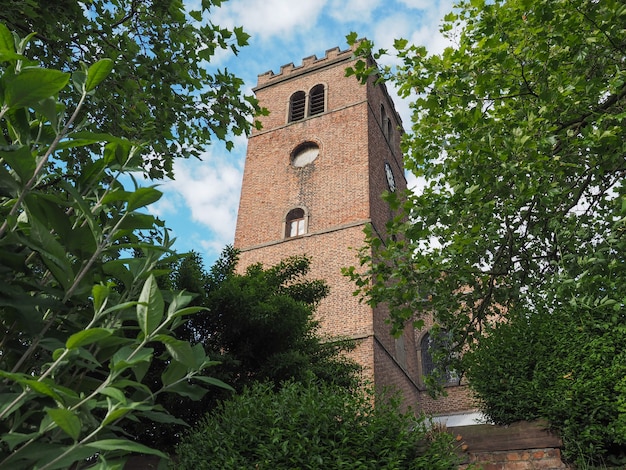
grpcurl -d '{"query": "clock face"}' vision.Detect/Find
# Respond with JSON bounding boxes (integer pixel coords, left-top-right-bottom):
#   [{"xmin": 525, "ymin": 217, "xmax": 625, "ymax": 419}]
[{"xmin": 384, "ymin": 162, "xmax": 396, "ymax": 192}]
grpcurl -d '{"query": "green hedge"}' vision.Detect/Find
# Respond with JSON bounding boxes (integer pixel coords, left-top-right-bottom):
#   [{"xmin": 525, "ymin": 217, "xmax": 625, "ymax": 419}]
[
  {"xmin": 466, "ymin": 301, "xmax": 626, "ymax": 466},
  {"xmin": 174, "ymin": 380, "xmax": 460, "ymax": 469}
]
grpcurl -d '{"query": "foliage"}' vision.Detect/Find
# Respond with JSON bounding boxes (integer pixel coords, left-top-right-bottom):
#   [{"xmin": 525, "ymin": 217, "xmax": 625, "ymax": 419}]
[
  {"xmin": 175, "ymin": 379, "xmax": 461, "ymax": 470},
  {"xmin": 465, "ymin": 233, "xmax": 626, "ymax": 465},
  {"xmin": 203, "ymin": 250, "xmax": 360, "ymax": 390},
  {"xmin": 0, "ymin": 0, "xmax": 266, "ymax": 178},
  {"xmin": 345, "ymin": 0, "xmax": 626, "ymax": 463},
  {"xmin": 0, "ymin": 25, "xmax": 231, "ymax": 469},
  {"xmin": 128, "ymin": 248, "xmax": 362, "ymax": 451}
]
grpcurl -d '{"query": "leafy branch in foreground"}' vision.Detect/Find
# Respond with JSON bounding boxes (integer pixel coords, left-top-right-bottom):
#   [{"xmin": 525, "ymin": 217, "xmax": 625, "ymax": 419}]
[
  {"xmin": 345, "ymin": 0, "xmax": 625, "ymax": 464},
  {"xmin": 0, "ymin": 24, "xmax": 229, "ymax": 469},
  {"xmin": 0, "ymin": 0, "xmax": 267, "ymax": 179}
]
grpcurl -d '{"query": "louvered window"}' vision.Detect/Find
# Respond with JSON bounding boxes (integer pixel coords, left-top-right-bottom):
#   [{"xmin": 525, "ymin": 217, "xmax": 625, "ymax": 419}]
[
  {"xmin": 308, "ymin": 84, "xmax": 325, "ymax": 116},
  {"xmin": 289, "ymin": 91, "xmax": 306, "ymax": 122}
]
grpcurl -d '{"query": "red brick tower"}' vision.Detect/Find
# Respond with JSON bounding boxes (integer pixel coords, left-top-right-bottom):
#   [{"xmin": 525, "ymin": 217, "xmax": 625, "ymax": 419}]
[{"xmin": 234, "ymin": 44, "xmax": 474, "ymax": 415}]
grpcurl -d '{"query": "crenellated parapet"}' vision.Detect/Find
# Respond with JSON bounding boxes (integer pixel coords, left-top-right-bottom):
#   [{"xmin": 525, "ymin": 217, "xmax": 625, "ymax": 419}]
[{"xmin": 255, "ymin": 42, "xmax": 361, "ymax": 88}]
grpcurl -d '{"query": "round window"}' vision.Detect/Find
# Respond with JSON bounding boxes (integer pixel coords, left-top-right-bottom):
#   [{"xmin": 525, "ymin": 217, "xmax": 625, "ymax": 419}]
[{"xmin": 291, "ymin": 142, "xmax": 319, "ymax": 167}]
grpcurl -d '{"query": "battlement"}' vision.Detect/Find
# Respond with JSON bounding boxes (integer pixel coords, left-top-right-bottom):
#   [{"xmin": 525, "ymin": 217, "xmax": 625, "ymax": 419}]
[{"xmin": 255, "ymin": 41, "xmax": 362, "ymax": 88}]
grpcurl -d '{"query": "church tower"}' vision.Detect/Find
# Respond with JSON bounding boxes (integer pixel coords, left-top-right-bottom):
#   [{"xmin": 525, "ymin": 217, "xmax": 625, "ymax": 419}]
[
  {"xmin": 234, "ymin": 43, "xmax": 421, "ymax": 404},
  {"xmin": 234, "ymin": 43, "xmax": 475, "ymax": 415}
]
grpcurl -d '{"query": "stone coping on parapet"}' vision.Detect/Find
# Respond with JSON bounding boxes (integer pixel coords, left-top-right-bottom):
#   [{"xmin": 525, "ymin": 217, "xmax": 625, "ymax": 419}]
[{"xmin": 254, "ymin": 42, "xmax": 362, "ymax": 90}]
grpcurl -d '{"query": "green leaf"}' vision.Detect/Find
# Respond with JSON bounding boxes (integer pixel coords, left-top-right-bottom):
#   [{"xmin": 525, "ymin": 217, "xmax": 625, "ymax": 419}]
[
  {"xmin": 31, "ymin": 443, "xmax": 97, "ymax": 470},
  {"xmin": 103, "ymin": 139, "xmax": 133, "ymax": 166},
  {"xmin": 166, "ymin": 290, "xmax": 194, "ymax": 318},
  {"xmin": 101, "ymin": 406, "xmax": 131, "ymax": 427},
  {"xmin": 24, "ymin": 379, "xmax": 62, "ymax": 402},
  {"xmin": 100, "ymin": 387, "xmax": 126, "ymax": 404},
  {"xmin": 139, "ymin": 410, "xmax": 188, "ymax": 426},
  {"xmin": 127, "ymin": 186, "xmax": 162, "ymax": 212},
  {"xmin": 85, "ymin": 58, "xmax": 114, "ymax": 92},
  {"xmin": 16, "ymin": 32, "xmax": 37, "ymax": 55},
  {"xmin": 100, "ymin": 188, "xmax": 132, "ymax": 206},
  {"xmin": 166, "ymin": 306, "xmax": 207, "ymax": 322},
  {"xmin": 112, "ymin": 346, "xmax": 154, "ymax": 373},
  {"xmin": 191, "ymin": 375, "xmax": 234, "ymax": 391},
  {"xmin": 161, "ymin": 360, "xmax": 187, "ymax": 386},
  {"xmin": 0, "ymin": 145, "xmax": 36, "ymax": 182},
  {"xmin": 2, "ymin": 431, "xmax": 39, "ymax": 451},
  {"xmin": 0, "ymin": 50, "xmax": 25, "ymax": 62},
  {"xmin": 45, "ymin": 408, "xmax": 81, "ymax": 441},
  {"xmin": 24, "ymin": 216, "xmax": 73, "ymax": 290},
  {"xmin": 72, "ymin": 69, "xmax": 86, "ymax": 93},
  {"xmin": 5, "ymin": 67, "xmax": 70, "ymax": 108},
  {"xmin": 137, "ymin": 275, "xmax": 164, "ymax": 336},
  {"xmin": 66, "ymin": 328, "xmax": 114, "ymax": 349},
  {"xmin": 153, "ymin": 335, "xmax": 195, "ymax": 365},
  {"xmin": 85, "ymin": 439, "xmax": 168, "ymax": 459},
  {"xmin": 0, "ymin": 23, "xmax": 14, "ymax": 53},
  {"xmin": 31, "ymin": 96, "xmax": 61, "ymax": 129},
  {"xmin": 393, "ymin": 38, "xmax": 408, "ymax": 50},
  {"xmin": 92, "ymin": 284, "xmax": 109, "ymax": 313},
  {"xmin": 164, "ymin": 381, "xmax": 208, "ymax": 400}
]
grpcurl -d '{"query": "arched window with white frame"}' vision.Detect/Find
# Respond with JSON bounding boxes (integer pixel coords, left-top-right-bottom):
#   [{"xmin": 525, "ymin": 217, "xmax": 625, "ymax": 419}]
[{"xmin": 285, "ymin": 207, "xmax": 306, "ymax": 238}]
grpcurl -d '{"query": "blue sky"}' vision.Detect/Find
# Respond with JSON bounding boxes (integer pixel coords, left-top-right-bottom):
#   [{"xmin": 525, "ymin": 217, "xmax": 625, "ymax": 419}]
[{"xmin": 149, "ymin": 0, "xmax": 456, "ymax": 266}]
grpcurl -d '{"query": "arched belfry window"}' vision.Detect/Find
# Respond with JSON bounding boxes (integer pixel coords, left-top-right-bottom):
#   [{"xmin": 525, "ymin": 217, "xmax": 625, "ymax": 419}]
[
  {"xmin": 285, "ymin": 208, "xmax": 306, "ymax": 238},
  {"xmin": 308, "ymin": 84, "xmax": 325, "ymax": 116},
  {"xmin": 420, "ymin": 330, "xmax": 459, "ymax": 386},
  {"xmin": 289, "ymin": 91, "xmax": 306, "ymax": 122}
]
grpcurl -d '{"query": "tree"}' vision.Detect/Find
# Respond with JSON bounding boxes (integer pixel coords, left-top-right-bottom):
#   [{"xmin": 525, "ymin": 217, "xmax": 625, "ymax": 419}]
[
  {"xmin": 345, "ymin": 0, "xmax": 625, "ymax": 463},
  {"xmin": 175, "ymin": 379, "xmax": 461, "ymax": 470},
  {"xmin": 0, "ymin": 19, "xmax": 240, "ymax": 469},
  {"xmin": 0, "ymin": 0, "xmax": 265, "ymax": 178},
  {"xmin": 127, "ymin": 248, "xmax": 362, "ymax": 451}
]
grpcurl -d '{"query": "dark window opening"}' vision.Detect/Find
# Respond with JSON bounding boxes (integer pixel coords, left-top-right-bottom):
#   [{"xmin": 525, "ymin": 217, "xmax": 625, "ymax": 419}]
[
  {"xmin": 420, "ymin": 330, "xmax": 459, "ymax": 386},
  {"xmin": 285, "ymin": 208, "xmax": 306, "ymax": 237},
  {"xmin": 309, "ymin": 84, "xmax": 325, "ymax": 116},
  {"xmin": 289, "ymin": 91, "xmax": 306, "ymax": 122},
  {"xmin": 380, "ymin": 104, "xmax": 387, "ymax": 136}
]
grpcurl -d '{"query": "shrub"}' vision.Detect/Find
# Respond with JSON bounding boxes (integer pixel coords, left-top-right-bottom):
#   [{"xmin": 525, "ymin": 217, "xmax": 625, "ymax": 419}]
[
  {"xmin": 0, "ymin": 25, "xmax": 229, "ymax": 469},
  {"xmin": 175, "ymin": 380, "xmax": 460, "ymax": 470},
  {"xmin": 466, "ymin": 285, "xmax": 626, "ymax": 466},
  {"xmin": 465, "ymin": 195, "xmax": 626, "ymax": 466}
]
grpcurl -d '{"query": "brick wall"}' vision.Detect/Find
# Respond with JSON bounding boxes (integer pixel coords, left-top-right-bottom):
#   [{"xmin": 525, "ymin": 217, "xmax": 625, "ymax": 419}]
[
  {"xmin": 234, "ymin": 43, "xmax": 474, "ymax": 416},
  {"xmin": 460, "ymin": 448, "xmax": 569, "ymax": 470},
  {"xmin": 454, "ymin": 421, "xmax": 568, "ymax": 470}
]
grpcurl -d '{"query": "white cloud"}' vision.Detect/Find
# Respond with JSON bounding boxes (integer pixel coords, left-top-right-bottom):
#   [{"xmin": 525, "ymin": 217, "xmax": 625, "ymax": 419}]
[
  {"xmin": 408, "ymin": 0, "xmax": 457, "ymax": 55},
  {"xmin": 327, "ymin": 0, "xmax": 381, "ymax": 23},
  {"xmin": 212, "ymin": 0, "xmax": 327, "ymax": 40},
  {"xmin": 397, "ymin": 0, "xmax": 435, "ymax": 9},
  {"xmin": 150, "ymin": 147, "xmax": 246, "ymax": 257}
]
